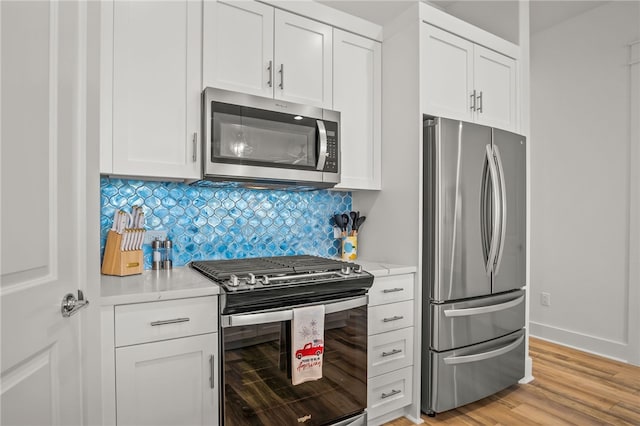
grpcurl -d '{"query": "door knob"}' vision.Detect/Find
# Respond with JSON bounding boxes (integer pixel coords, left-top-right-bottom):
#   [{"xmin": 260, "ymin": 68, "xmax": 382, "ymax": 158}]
[{"xmin": 61, "ymin": 290, "xmax": 90, "ymax": 318}]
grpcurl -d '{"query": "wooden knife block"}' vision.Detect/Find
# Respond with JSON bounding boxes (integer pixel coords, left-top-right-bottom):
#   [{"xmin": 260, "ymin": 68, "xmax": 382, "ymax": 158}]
[{"xmin": 101, "ymin": 230, "xmax": 143, "ymax": 276}]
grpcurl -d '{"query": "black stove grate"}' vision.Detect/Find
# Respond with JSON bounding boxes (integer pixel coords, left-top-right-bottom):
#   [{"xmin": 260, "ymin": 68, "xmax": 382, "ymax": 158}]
[{"xmin": 190, "ymin": 255, "xmax": 349, "ymax": 281}]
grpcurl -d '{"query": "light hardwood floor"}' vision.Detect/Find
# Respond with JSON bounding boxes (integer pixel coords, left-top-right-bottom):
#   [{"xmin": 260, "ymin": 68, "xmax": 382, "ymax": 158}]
[{"xmin": 384, "ymin": 337, "xmax": 640, "ymax": 425}]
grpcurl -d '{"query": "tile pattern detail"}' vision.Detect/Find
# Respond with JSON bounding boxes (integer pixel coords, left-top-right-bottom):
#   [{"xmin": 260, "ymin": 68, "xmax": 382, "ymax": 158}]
[{"xmin": 100, "ymin": 178, "xmax": 351, "ymax": 268}]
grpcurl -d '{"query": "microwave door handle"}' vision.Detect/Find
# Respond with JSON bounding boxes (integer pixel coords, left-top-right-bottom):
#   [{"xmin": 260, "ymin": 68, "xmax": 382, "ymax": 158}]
[{"xmin": 316, "ymin": 120, "xmax": 328, "ymax": 171}]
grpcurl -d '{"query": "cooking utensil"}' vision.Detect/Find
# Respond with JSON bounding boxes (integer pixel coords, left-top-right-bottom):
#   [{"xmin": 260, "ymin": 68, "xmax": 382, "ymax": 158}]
[
  {"xmin": 349, "ymin": 211, "xmax": 358, "ymax": 229},
  {"xmin": 353, "ymin": 216, "xmax": 366, "ymax": 235},
  {"xmin": 334, "ymin": 214, "xmax": 344, "ymax": 233},
  {"xmin": 341, "ymin": 213, "xmax": 350, "ymax": 236}
]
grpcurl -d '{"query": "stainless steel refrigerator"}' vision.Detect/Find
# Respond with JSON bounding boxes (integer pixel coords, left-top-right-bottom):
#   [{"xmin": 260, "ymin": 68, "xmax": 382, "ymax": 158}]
[{"xmin": 421, "ymin": 117, "xmax": 526, "ymax": 416}]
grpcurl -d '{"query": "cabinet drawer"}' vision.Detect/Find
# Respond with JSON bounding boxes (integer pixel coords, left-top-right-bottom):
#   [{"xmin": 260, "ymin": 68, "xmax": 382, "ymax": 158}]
[
  {"xmin": 115, "ymin": 296, "xmax": 218, "ymax": 347},
  {"xmin": 368, "ymin": 327, "xmax": 413, "ymax": 378},
  {"xmin": 431, "ymin": 290, "xmax": 525, "ymax": 351},
  {"xmin": 368, "ymin": 274, "xmax": 414, "ymax": 306},
  {"xmin": 368, "ymin": 300, "xmax": 413, "ymax": 335},
  {"xmin": 367, "ymin": 366, "xmax": 413, "ymax": 420}
]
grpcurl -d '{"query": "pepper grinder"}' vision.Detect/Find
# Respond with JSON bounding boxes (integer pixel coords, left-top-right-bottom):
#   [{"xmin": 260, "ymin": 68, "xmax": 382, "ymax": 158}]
[
  {"xmin": 152, "ymin": 238, "xmax": 162, "ymax": 270},
  {"xmin": 163, "ymin": 239, "xmax": 173, "ymax": 270}
]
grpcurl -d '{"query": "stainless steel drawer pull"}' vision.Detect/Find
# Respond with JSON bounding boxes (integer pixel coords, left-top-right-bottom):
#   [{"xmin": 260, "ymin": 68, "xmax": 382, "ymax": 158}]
[
  {"xmin": 192, "ymin": 133, "xmax": 197, "ymax": 162},
  {"xmin": 381, "ymin": 349, "xmax": 402, "ymax": 357},
  {"xmin": 381, "ymin": 389, "xmax": 401, "ymax": 399},
  {"xmin": 382, "ymin": 315, "xmax": 404, "ymax": 323},
  {"xmin": 279, "ymin": 64, "xmax": 284, "ymax": 89},
  {"xmin": 382, "ymin": 288, "xmax": 404, "ymax": 293},
  {"xmin": 150, "ymin": 317, "xmax": 190, "ymax": 326},
  {"xmin": 209, "ymin": 355, "xmax": 215, "ymax": 389}
]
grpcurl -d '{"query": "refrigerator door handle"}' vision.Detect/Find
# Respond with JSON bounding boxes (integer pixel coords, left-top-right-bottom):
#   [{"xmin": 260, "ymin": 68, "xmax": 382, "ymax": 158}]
[
  {"xmin": 493, "ymin": 144, "xmax": 508, "ymax": 275},
  {"xmin": 443, "ymin": 335, "xmax": 524, "ymax": 365},
  {"xmin": 485, "ymin": 145, "xmax": 501, "ymax": 275},
  {"xmin": 443, "ymin": 295, "xmax": 525, "ymax": 317}
]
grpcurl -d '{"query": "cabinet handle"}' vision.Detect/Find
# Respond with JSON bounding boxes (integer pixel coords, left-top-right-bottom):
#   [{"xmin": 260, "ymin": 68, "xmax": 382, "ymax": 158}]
[
  {"xmin": 470, "ymin": 90, "xmax": 477, "ymax": 111},
  {"xmin": 150, "ymin": 317, "xmax": 190, "ymax": 326},
  {"xmin": 267, "ymin": 60, "xmax": 273, "ymax": 88},
  {"xmin": 381, "ymin": 389, "xmax": 402, "ymax": 399},
  {"xmin": 381, "ymin": 348, "xmax": 402, "ymax": 357},
  {"xmin": 382, "ymin": 315, "xmax": 404, "ymax": 323},
  {"xmin": 192, "ymin": 133, "xmax": 197, "ymax": 162},
  {"xmin": 477, "ymin": 91, "xmax": 483, "ymax": 113},
  {"xmin": 382, "ymin": 287, "xmax": 404, "ymax": 294},
  {"xmin": 279, "ymin": 64, "xmax": 284, "ymax": 90},
  {"xmin": 209, "ymin": 355, "xmax": 215, "ymax": 389}
]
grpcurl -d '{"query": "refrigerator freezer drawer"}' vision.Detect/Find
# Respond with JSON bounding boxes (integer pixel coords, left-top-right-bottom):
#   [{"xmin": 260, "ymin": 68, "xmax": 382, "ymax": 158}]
[
  {"xmin": 427, "ymin": 329, "xmax": 525, "ymax": 414},
  {"xmin": 431, "ymin": 290, "xmax": 525, "ymax": 352}
]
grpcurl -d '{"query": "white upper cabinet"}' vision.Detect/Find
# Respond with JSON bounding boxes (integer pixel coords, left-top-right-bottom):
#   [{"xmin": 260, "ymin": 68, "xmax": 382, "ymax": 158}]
[
  {"xmin": 203, "ymin": 1, "xmax": 333, "ymax": 109},
  {"xmin": 102, "ymin": 0, "xmax": 202, "ymax": 179},
  {"xmin": 333, "ymin": 29, "xmax": 381, "ymax": 190},
  {"xmin": 473, "ymin": 45, "xmax": 517, "ymax": 130},
  {"xmin": 421, "ymin": 25, "xmax": 475, "ymax": 122},
  {"xmin": 421, "ymin": 23, "xmax": 518, "ymax": 131},
  {"xmin": 202, "ymin": 0, "xmax": 274, "ymax": 98},
  {"xmin": 273, "ymin": 10, "xmax": 332, "ymax": 108}
]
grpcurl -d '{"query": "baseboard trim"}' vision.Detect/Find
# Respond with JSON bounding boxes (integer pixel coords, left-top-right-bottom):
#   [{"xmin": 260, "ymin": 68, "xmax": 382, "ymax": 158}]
[
  {"xmin": 529, "ymin": 321, "xmax": 629, "ymax": 363},
  {"xmin": 519, "ymin": 355, "xmax": 534, "ymax": 383}
]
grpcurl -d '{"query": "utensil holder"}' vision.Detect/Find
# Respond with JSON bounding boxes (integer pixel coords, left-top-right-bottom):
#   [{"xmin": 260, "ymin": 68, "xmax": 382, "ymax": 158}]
[
  {"xmin": 341, "ymin": 236, "xmax": 357, "ymax": 261},
  {"xmin": 101, "ymin": 230, "xmax": 143, "ymax": 276}
]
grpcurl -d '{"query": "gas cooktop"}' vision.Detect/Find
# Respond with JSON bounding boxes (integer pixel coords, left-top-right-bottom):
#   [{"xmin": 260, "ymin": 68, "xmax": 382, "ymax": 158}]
[{"xmin": 190, "ymin": 255, "xmax": 373, "ymax": 314}]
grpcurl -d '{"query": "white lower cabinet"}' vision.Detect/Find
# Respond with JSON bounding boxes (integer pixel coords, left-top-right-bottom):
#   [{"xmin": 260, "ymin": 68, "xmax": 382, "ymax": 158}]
[
  {"xmin": 366, "ymin": 272, "xmax": 416, "ymax": 425},
  {"xmin": 368, "ymin": 366, "xmax": 414, "ymax": 420},
  {"xmin": 116, "ymin": 334, "xmax": 218, "ymax": 426},
  {"xmin": 103, "ymin": 296, "xmax": 219, "ymax": 426}
]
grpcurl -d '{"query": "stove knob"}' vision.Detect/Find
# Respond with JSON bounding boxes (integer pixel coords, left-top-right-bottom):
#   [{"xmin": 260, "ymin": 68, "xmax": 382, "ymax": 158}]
[
  {"xmin": 341, "ymin": 265, "xmax": 352, "ymax": 275},
  {"xmin": 262, "ymin": 275, "xmax": 270, "ymax": 285},
  {"xmin": 247, "ymin": 273, "xmax": 256, "ymax": 285},
  {"xmin": 229, "ymin": 274, "xmax": 239, "ymax": 287},
  {"xmin": 353, "ymin": 264, "xmax": 363, "ymax": 274}
]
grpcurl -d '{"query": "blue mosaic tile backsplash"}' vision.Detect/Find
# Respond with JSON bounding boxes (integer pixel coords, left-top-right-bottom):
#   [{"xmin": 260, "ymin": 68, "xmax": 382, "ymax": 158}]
[{"xmin": 100, "ymin": 178, "xmax": 351, "ymax": 269}]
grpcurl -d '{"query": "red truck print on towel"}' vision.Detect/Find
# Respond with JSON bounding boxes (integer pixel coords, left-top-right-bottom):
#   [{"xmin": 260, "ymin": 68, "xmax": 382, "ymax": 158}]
[{"xmin": 296, "ymin": 342, "xmax": 324, "ymax": 359}]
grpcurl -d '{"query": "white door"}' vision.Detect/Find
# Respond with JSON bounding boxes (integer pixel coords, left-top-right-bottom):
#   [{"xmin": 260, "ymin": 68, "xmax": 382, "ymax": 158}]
[
  {"xmin": 473, "ymin": 45, "xmax": 518, "ymax": 131},
  {"xmin": 110, "ymin": 0, "xmax": 201, "ymax": 179},
  {"xmin": 274, "ymin": 9, "xmax": 332, "ymax": 108},
  {"xmin": 1, "ymin": 1, "xmax": 89, "ymax": 424},
  {"xmin": 203, "ymin": 0, "xmax": 274, "ymax": 98},
  {"xmin": 421, "ymin": 23, "xmax": 474, "ymax": 121},
  {"xmin": 115, "ymin": 334, "xmax": 218, "ymax": 426},
  {"xmin": 333, "ymin": 29, "xmax": 382, "ymax": 190}
]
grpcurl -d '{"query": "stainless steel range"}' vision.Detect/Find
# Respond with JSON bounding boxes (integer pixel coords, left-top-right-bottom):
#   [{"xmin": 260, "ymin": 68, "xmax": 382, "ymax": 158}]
[{"xmin": 190, "ymin": 255, "xmax": 374, "ymax": 426}]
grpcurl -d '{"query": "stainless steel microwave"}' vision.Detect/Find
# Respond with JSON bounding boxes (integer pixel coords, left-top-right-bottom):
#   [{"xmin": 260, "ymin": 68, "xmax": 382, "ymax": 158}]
[{"xmin": 202, "ymin": 88, "xmax": 340, "ymax": 188}]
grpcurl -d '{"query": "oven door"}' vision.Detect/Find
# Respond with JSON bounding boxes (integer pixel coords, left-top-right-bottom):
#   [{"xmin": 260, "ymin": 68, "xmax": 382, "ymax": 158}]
[{"xmin": 220, "ymin": 296, "xmax": 368, "ymax": 425}]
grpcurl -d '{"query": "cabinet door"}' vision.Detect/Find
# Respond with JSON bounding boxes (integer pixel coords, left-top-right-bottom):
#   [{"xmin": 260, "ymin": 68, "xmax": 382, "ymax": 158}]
[
  {"xmin": 203, "ymin": 0, "xmax": 274, "ymax": 98},
  {"xmin": 333, "ymin": 29, "xmax": 381, "ymax": 190},
  {"xmin": 274, "ymin": 10, "xmax": 332, "ymax": 108},
  {"xmin": 116, "ymin": 334, "xmax": 218, "ymax": 426},
  {"xmin": 111, "ymin": 0, "xmax": 201, "ymax": 179},
  {"xmin": 473, "ymin": 45, "xmax": 517, "ymax": 131},
  {"xmin": 421, "ymin": 24, "xmax": 474, "ymax": 122}
]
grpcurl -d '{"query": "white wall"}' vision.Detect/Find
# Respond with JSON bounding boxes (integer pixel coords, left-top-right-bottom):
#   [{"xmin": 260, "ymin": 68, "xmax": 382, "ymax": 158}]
[{"xmin": 530, "ymin": 1, "xmax": 639, "ymax": 364}]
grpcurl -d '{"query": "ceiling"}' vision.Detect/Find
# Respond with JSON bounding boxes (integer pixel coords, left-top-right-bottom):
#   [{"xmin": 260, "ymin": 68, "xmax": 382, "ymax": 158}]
[{"xmin": 316, "ymin": 0, "xmax": 610, "ymax": 35}]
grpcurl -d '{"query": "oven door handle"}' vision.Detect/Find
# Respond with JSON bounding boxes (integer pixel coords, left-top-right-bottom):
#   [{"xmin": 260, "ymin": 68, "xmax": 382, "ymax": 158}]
[{"xmin": 221, "ymin": 295, "xmax": 368, "ymax": 327}]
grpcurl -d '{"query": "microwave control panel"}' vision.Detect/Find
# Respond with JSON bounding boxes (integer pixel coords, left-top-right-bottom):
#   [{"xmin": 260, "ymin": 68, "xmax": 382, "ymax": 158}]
[{"xmin": 323, "ymin": 121, "xmax": 339, "ymax": 173}]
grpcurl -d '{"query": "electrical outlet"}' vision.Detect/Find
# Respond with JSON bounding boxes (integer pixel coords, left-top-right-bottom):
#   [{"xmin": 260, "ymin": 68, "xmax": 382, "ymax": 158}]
[
  {"xmin": 333, "ymin": 228, "xmax": 342, "ymax": 239},
  {"xmin": 540, "ymin": 292, "xmax": 551, "ymax": 307},
  {"xmin": 144, "ymin": 230, "xmax": 167, "ymax": 245}
]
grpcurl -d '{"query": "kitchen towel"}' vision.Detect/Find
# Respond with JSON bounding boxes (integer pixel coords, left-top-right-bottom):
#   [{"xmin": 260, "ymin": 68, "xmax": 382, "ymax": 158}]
[{"xmin": 291, "ymin": 304, "xmax": 325, "ymax": 385}]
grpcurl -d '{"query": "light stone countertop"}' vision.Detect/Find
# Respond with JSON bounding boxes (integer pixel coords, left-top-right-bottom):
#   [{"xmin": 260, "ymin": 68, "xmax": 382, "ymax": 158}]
[
  {"xmin": 101, "ymin": 267, "xmax": 220, "ymax": 306},
  {"xmin": 100, "ymin": 259, "xmax": 416, "ymax": 306}
]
